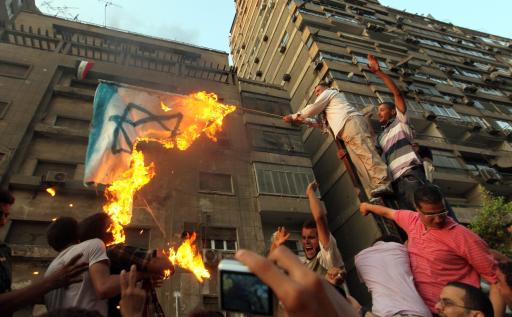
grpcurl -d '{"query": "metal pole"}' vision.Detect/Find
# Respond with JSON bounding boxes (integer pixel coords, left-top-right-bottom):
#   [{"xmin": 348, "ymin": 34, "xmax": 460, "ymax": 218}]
[{"xmin": 173, "ymin": 291, "xmax": 181, "ymax": 317}]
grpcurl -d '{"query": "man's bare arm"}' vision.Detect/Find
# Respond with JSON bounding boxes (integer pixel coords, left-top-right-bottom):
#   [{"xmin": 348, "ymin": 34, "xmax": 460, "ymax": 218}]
[
  {"xmin": 89, "ymin": 260, "xmax": 121, "ymax": 300},
  {"xmin": 359, "ymin": 202, "xmax": 396, "ymax": 220},
  {"xmin": 0, "ymin": 253, "xmax": 88, "ymax": 314},
  {"xmin": 368, "ymin": 54, "xmax": 406, "ymax": 114},
  {"xmin": 306, "ymin": 182, "xmax": 330, "ymax": 248},
  {"xmin": 489, "ymin": 282, "xmax": 505, "ymax": 317}
]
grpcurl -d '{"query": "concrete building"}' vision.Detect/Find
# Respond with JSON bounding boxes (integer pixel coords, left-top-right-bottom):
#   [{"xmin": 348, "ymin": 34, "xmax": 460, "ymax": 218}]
[
  {"xmin": 0, "ymin": 2, "xmax": 320, "ymax": 316},
  {"xmin": 230, "ymin": 0, "xmax": 512, "ymax": 302}
]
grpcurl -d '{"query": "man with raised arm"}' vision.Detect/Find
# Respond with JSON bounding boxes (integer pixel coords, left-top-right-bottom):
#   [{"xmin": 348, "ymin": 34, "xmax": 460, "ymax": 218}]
[
  {"xmin": 283, "ymin": 83, "xmax": 392, "ymax": 199},
  {"xmin": 359, "ymin": 184, "xmax": 505, "ymax": 317},
  {"xmin": 270, "ymin": 182, "xmax": 344, "ymax": 277},
  {"xmin": 367, "ymin": 54, "xmax": 428, "ymax": 210}
]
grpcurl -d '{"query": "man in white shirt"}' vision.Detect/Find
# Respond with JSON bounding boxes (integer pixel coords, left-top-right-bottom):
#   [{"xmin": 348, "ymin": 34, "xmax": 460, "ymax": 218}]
[
  {"xmin": 283, "ymin": 83, "xmax": 391, "ymax": 198},
  {"xmin": 271, "ymin": 182, "xmax": 344, "ymax": 277},
  {"xmin": 355, "ymin": 235, "xmax": 432, "ymax": 317},
  {"xmin": 44, "ymin": 214, "xmax": 123, "ymax": 316}
]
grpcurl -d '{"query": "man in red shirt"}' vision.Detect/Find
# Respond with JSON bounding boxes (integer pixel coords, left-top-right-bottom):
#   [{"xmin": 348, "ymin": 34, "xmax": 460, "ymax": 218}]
[{"xmin": 359, "ymin": 184, "xmax": 505, "ymax": 317}]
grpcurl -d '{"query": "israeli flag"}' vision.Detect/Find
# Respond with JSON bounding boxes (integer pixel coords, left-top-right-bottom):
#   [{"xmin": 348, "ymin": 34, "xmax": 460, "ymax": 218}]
[{"xmin": 84, "ymin": 81, "xmax": 184, "ymax": 185}]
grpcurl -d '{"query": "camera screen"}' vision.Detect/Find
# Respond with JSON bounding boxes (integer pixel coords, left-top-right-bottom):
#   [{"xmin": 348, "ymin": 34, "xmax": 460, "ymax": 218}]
[{"xmin": 220, "ymin": 271, "xmax": 273, "ymax": 315}]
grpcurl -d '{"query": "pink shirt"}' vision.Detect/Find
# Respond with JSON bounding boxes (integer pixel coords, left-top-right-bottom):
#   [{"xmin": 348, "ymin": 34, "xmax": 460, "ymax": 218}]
[{"xmin": 394, "ymin": 210, "xmax": 498, "ymax": 312}]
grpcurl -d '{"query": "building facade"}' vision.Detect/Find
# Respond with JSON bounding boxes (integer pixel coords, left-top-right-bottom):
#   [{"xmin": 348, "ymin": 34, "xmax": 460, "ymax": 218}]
[
  {"xmin": 231, "ymin": 0, "xmax": 512, "ymax": 302},
  {"xmin": 0, "ymin": 2, "xmax": 321, "ymax": 316}
]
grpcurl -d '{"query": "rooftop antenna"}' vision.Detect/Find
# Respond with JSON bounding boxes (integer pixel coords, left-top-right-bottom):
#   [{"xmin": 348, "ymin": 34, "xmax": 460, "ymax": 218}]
[
  {"xmin": 98, "ymin": 0, "xmax": 122, "ymax": 27},
  {"xmin": 39, "ymin": 0, "xmax": 77, "ymax": 19}
]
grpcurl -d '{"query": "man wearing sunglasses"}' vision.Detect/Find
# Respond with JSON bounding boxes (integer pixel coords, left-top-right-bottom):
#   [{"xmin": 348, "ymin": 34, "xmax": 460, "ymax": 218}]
[
  {"xmin": 436, "ymin": 282, "xmax": 494, "ymax": 317},
  {"xmin": 360, "ymin": 184, "xmax": 505, "ymax": 317}
]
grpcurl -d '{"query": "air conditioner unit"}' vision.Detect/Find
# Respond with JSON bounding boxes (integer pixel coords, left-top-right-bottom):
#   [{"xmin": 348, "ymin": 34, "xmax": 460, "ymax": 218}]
[
  {"xmin": 254, "ymin": 57, "xmax": 260, "ymax": 64},
  {"xmin": 202, "ymin": 249, "xmax": 220, "ymax": 267},
  {"xmin": 479, "ymin": 167, "xmax": 502, "ymax": 184},
  {"xmin": 255, "ymin": 70, "xmax": 263, "ymax": 77},
  {"xmin": 467, "ymin": 122, "xmax": 482, "ymax": 132},
  {"xmin": 405, "ymin": 36, "xmax": 419, "ymax": 45},
  {"xmin": 463, "ymin": 85, "xmax": 478, "ymax": 94},
  {"xmin": 282, "ymin": 73, "xmax": 292, "ymax": 82},
  {"xmin": 486, "ymin": 126, "xmax": 501, "ymax": 136},
  {"xmin": 423, "ymin": 110, "xmax": 437, "ymax": 121},
  {"xmin": 462, "ymin": 96, "xmax": 474, "ymax": 106},
  {"xmin": 462, "ymin": 58, "xmax": 475, "ymax": 66},
  {"xmin": 279, "ymin": 45, "xmax": 286, "ymax": 53},
  {"xmin": 44, "ymin": 171, "xmax": 67, "ymax": 183},
  {"xmin": 201, "ymin": 249, "xmax": 236, "ymax": 267},
  {"xmin": 313, "ymin": 60, "xmax": 323, "ymax": 71},
  {"xmin": 444, "ymin": 67, "xmax": 455, "ymax": 76}
]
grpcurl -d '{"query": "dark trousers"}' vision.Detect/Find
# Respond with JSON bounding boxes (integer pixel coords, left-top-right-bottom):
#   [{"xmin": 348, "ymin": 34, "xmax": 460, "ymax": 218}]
[{"xmin": 393, "ymin": 166, "xmax": 458, "ymax": 221}]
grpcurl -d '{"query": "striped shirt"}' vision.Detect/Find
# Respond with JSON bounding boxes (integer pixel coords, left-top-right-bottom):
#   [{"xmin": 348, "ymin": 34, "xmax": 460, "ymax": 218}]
[
  {"xmin": 378, "ymin": 110, "xmax": 422, "ymax": 180},
  {"xmin": 394, "ymin": 210, "xmax": 498, "ymax": 313}
]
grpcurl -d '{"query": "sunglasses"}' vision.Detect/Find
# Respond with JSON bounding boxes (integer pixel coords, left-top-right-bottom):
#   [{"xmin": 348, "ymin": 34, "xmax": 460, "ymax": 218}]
[
  {"xmin": 437, "ymin": 298, "xmax": 476, "ymax": 310},
  {"xmin": 418, "ymin": 208, "xmax": 448, "ymax": 218}
]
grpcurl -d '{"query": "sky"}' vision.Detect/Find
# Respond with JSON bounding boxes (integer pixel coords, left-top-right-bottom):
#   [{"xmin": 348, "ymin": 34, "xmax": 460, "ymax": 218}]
[{"xmin": 36, "ymin": 0, "xmax": 512, "ymax": 55}]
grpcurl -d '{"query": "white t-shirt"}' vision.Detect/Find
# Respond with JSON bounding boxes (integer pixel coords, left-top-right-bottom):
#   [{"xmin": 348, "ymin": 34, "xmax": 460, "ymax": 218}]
[
  {"xmin": 355, "ymin": 241, "xmax": 432, "ymax": 317},
  {"xmin": 293, "ymin": 89, "xmax": 361, "ymax": 137},
  {"xmin": 44, "ymin": 238, "xmax": 110, "ymax": 316},
  {"xmin": 303, "ymin": 232, "xmax": 344, "ymax": 272}
]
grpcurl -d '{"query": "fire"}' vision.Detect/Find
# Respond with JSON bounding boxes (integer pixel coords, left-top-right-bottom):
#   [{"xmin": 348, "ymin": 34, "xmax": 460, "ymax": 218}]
[
  {"xmin": 165, "ymin": 232, "xmax": 210, "ymax": 282},
  {"xmin": 103, "ymin": 91, "xmax": 235, "ymax": 245},
  {"xmin": 103, "ymin": 148, "xmax": 155, "ymax": 244},
  {"xmin": 46, "ymin": 187, "xmax": 56, "ymax": 197}
]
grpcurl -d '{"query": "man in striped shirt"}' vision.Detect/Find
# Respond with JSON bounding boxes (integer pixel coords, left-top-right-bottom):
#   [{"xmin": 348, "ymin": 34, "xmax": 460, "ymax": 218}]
[
  {"xmin": 368, "ymin": 54, "xmax": 428, "ymax": 210},
  {"xmin": 359, "ymin": 184, "xmax": 505, "ymax": 317}
]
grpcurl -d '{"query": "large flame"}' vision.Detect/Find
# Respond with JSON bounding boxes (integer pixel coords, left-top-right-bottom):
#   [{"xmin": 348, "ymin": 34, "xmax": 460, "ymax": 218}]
[
  {"xmin": 103, "ymin": 91, "xmax": 235, "ymax": 245},
  {"xmin": 165, "ymin": 232, "xmax": 210, "ymax": 282}
]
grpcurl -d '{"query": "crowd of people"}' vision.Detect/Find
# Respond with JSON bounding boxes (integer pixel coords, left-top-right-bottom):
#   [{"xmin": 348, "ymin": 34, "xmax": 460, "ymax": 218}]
[{"xmin": 0, "ymin": 53, "xmax": 511, "ymax": 317}]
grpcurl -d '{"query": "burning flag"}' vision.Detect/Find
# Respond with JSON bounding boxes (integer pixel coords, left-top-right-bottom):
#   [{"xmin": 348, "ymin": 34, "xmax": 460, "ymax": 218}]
[{"xmin": 84, "ymin": 81, "xmax": 235, "ymax": 243}]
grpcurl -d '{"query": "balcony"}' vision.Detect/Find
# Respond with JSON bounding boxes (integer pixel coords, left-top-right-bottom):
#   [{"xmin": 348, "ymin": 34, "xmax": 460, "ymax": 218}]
[
  {"xmin": 433, "ymin": 166, "xmax": 479, "ymax": 197},
  {"xmin": 256, "ymin": 195, "xmax": 312, "ymax": 226}
]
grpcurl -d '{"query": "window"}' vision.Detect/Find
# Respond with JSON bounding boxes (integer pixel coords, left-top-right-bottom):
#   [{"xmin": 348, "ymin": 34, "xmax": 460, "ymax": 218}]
[
  {"xmin": 473, "ymin": 62, "xmax": 491, "ymax": 71},
  {"xmin": 409, "ymin": 83, "xmax": 442, "ymax": 96},
  {"xmin": 414, "ymin": 72, "xmax": 448, "ymax": 84},
  {"xmin": 363, "ymin": 72, "xmax": 385, "ymax": 85},
  {"xmin": 343, "ymin": 92, "xmax": 380, "ymax": 109},
  {"xmin": 458, "ymin": 69, "xmax": 481, "ymax": 79},
  {"xmin": 478, "ymin": 86, "xmax": 504, "ymax": 97},
  {"xmin": 432, "ymin": 150, "xmax": 463, "ymax": 169},
  {"xmin": 318, "ymin": 52, "xmax": 352, "ymax": 64},
  {"xmin": 6, "ymin": 220, "xmax": 51, "ymax": 246},
  {"xmin": 329, "ymin": 70, "xmax": 366, "ymax": 83},
  {"xmin": 353, "ymin": 54, "xmax": 388, "ymax": 68},
  {"xmin": 460, "ymin": 114, "xmax": 487, "ymax": 128},
  {"xmin": 199, "ymin": 172, "xmax": 233, "ymax": 194},
  {"xmin": 327, "ymin": 13, "xmax": 358, "ymax": 24},
  {"xmin": 248, "ymin": 125, "xmax": 305, "ymax": 154},
  {"xmin": 421, "ymin": 102, "xmax": 460, "ymax": 119},
  {"xmin": 204, "ymin": 227, "xmax": 237, "ymax": 251},
  {"xmin": 54, "ymin": 117, "xmax": 90, "ymax": 130},
  {"xmin": 0, "ymin": 100, "xmax": 10, "ymax": 118},
  {"xmin": 298, "ymin": 8, "xmax": 325, "ymax": 18},
  {"xmin": 417, "ymin": 38, "xmax": 442, "ymax": 47},
  {"xmin": 280, "ymin": 32, "xmax": 290, "ymax": 48},
  {"xmin": 0, "ymin": 60, "xmax": 31, "ymax": 79},
  {"xmin": 253, "ymin": 163, "xmax": 315, "ymax": 196},
  {"xmin": 494, "ymin": 120, "xmax": 512, "ymax": 133}
]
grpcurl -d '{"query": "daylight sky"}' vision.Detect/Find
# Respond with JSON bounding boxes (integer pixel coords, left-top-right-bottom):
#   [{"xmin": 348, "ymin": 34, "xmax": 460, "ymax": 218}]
[{"xmin": 36, "ymin": 0, "xmax": 511, "ymax": 55}]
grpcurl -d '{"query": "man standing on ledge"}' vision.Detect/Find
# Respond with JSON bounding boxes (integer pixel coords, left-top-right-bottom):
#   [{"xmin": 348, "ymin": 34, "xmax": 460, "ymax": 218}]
[{"xmin": 283, "ymin": 83, "xmax": 392, "ymax": 198}]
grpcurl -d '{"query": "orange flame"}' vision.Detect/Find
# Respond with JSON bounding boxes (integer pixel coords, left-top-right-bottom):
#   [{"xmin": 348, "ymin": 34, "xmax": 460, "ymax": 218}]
[
  {"xmin": 165, "ymin": 232, "xmax": 210, "ymax": 282},
  {"xmin": 103, "ymin": 91, "xmax": 235, "ymax": 245},
  {"xmin": 103, "ymin": 147, "xmax": 155, "ymax": 244},
  {"xmin": 46, "ymin": 187, "xmax": 56, "ymax": 197}
]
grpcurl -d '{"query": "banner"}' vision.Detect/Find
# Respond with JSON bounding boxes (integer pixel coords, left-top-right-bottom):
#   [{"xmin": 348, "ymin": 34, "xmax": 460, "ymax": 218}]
[{"xmin": 85, "ymin": 82, "xmax": 186, "ymax": 185}]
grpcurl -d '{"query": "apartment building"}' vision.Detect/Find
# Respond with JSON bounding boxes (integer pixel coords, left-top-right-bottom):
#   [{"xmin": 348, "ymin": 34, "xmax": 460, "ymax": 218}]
[{"xmin": 231, "ymin": 0, "xmax": 512, "ymax": 301}]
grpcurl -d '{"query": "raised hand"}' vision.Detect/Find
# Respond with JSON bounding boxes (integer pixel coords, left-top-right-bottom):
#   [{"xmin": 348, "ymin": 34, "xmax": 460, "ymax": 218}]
[
  {"xmin": 367, "ymin": 54, "xmax": 381, "ymax": 73},
  {"xmin": 120, "ymin": 265, "xmax": 146, "ymax": 317},
  {"xmin": 274, "ymin": 226, "xmax": 290, "ymax": 246}
]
